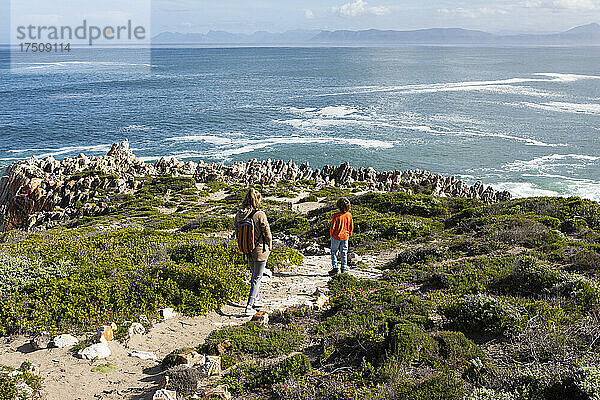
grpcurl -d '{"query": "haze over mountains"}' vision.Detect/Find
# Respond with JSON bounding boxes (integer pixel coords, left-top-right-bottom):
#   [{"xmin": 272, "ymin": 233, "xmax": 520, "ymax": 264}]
[{"xmin": 153, "ymin": 23, "xmax": 600, "ymax": 45}]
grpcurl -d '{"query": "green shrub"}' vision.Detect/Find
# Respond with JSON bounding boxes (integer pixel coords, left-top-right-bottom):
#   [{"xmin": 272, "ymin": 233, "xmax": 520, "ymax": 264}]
[
  {"xmin": 0, "ymin": 363, "xmax": 43, "ymax": 400},
  {"xmin": 353, "ymin": 192, "xmax": 449, "ymax": 218},
  {"xmin": 180, "ymin": 217, "xmax": 233, "ymax": 233},
  {"xmin": 353, "ymin": 214, "xmax": 441, "ymax": 243},
  {"xmin": 463, "ymin": 388, "xmax": 516, "ymax": 400},
  {"xmin": 299, "ymin": 194, "xmax": 318, "ymax": 203},
  {"xmin": 560, "ymin": 219, "xmax": 589, "ymax": 234},
  {"xmin": 538, "ymin": 216, "xmax": 561, "ymax": 229},
  {"xmin": 544, "ymin": 366, "xmax": 600, "ymax": 400},
  {"xmin": 567, "ymin": 248, "xmax": 600, "ymax": 273},
  {"xmin": 316, "ymin": 275, "xmax": 432, "ymax": 367},
  {"xmin": 203, "ymin": 321, "xmax": 304, "ymax": 358},
  {"xmin": 395, "ymin": 371, "xmax": 466, "ymax": 400},
  {"xmin": 141, "ymin": 176, "xmax": 197, "ymax": 195},
  {"xmin": 390, "ymin": 323, "xmax": 438, "ymax": 365},
  {"xmin": 0, "ymin": 240, "xmax": 248, "ymax": 334},
  {"xmin": 267, "ymin": 246, "xmax": 304, "ymax": 272},
  {"xmin": 262, "ymin": 353, "xmax": 311, "ymax": 386},
  {"xmin": 422, "ymin": 257, "xmax": 514, "ymax": 295},
  {"xmin": 570, "ymin": 366, "xmax": 600, "ymax": 400},
  {"xmin": 69, "ymin": 169, "xmax": 119, "ymax": 181},
  {"xmin": 433, "ymin": 331, "xmax": 484, "ymax": 366},
  {"xmin": 270, "ymin": 213, "xmax": 311, "ymax": 237},
  {"xmin": 219, "ymin": 353, "xmax": 310, "ymax": 394},
  {"xmin": 486, "ymin": 197, "xmax": 600, "ymax": 231},
  {"xmin": 0, "ymin": 252, "xmax": 77, "ymax": 295},
  {"xmin": 441, "ymin": 294, "xmax": 520, "ymax": 335},
  {"xmin": 392, "ymin": 246, "xmax": 448, "ymax": 266},
  {"xmin": 497, "ymin": 256, "xmax": 562, "ymax": 296},
  {"xmin": 551, "ymin": 274, "xmax": 600, "ymax": 308}
]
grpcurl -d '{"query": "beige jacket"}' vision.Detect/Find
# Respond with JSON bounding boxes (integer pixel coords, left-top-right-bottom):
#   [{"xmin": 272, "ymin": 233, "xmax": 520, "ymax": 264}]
[{"xmin": 235, "ymin": 208, "xmax": 272, "ymax": 261}]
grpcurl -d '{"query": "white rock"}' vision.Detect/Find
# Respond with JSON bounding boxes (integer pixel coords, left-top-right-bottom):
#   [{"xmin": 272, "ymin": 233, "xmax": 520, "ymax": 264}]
[
  {"xmin": 315, "ymin": 294, "xmax": 330, "ymax": 310},
  {"xmin": 15, "ymin": 382, "xmax": 34, "ymax": 397},
  {"xmin": 129, "ymin": 350, "xmax": 158, "ymax": 361},
  {"xmin": 161, "ymin": 308, "xmax": 176, "ymax": 320},
  {"xmin": 77, "ymin": 342, "xmax": 111, "ymax": 360},
  {"xmin": 153, "ymin": 389, "xmax": 177, "ymax": 400},
  {"xmin": 52, "ymin": 334, "xmax": 79, "ymax": 349},
  {"xmin": 128, "ymin": 322, "xmax": 145, "ymax": 336}
]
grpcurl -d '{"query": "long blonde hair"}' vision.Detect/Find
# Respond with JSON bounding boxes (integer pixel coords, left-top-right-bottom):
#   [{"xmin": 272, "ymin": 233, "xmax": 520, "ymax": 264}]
[{"xmin": 242, "ymin": 188, "xmax": 262, "ymax": 210}]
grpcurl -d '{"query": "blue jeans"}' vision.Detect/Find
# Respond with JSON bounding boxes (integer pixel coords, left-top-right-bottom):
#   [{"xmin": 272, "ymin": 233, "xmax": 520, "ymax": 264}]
[
  {"xmin": 247, "ymin": 259, "xmax": 267, "ymax": 307},
  {"xmin": 330, "ymin": 237, "xmax": 349, "ymax": 272}
]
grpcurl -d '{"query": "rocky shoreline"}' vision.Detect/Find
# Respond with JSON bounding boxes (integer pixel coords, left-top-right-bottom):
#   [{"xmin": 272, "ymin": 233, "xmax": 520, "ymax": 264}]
[{"xmin": 0, "ymin": 140, "xmax": 511, "ymax": 232}]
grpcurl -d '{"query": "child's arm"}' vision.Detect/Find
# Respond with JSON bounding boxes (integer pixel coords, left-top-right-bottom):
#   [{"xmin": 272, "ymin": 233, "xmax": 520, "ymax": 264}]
[
  {"xmin": 330, "ymin": 215, "xmax": 335, "ymax": 238},
  {"xmin": 349, "ymin": 214, "xmax": 354, "ymax": 237}
]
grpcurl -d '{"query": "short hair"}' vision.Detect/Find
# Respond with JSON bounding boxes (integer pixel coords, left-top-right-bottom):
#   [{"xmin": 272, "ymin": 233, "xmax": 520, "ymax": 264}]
[
  {"xmin": 336, "ymin": 197, "xmax": 351, "ymax": 213},
  {"xmin": 242, "ymin": 188, "xmax": 262, "ymax": 209}
]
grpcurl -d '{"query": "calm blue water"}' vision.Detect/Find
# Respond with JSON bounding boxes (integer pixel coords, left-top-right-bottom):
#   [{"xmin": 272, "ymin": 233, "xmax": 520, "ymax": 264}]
[{"xmin": 1, "ymin": 47, "xmax": 599, "ymax": 200}]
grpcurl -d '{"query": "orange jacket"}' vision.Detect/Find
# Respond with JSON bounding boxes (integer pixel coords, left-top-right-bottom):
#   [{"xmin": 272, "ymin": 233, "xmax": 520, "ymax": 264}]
[{"xmin": 330, "ymin": 212, "xmax": 353, "ymax": 241}]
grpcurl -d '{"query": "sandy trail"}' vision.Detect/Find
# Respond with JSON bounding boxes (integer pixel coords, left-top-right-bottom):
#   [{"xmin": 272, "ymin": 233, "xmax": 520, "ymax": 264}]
[{"xmin": 0, "ymin": 255, "xmax": 381, "ymax": 400}]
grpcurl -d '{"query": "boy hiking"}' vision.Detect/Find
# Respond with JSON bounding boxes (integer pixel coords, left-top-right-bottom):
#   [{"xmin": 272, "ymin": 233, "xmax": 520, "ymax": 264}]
[{"xmin": 329, "ymin": 197, "xmax": 353, "ymax": 276}]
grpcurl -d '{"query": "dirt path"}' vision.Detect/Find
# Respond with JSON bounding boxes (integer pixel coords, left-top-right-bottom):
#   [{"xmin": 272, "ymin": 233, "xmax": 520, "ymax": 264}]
[{"xmin": 0, "ymin": 256, "xmax": 381, "ymax": 400}]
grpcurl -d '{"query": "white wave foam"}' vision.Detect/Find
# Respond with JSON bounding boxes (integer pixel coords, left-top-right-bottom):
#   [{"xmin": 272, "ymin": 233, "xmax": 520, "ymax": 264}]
[
  {"xmin": 15, "ymin": 61, "xmax": 153, "ymax": 70},
  {"xmin": 430, "ymin": 114, "xmax": 483, "ymax": 126},
  {"xmin": 563, "ymin": 180, "xmax": 600, "ymax": 201},
  {"xmin": 457, "ymin": 130, "xmax": 565, "ymax": 147},
  {"xmin": 122, "ymin": 125, "xmax": 151, "ymax": 132},
  {"xmin": 165, "ymin": 134, "xmax": 242, "ymax": 145},
  {"xmin": 280, "ymin": 107, "xmax": 318, "ymax": 113},
  {"xmin": 504, "ymin": 154, "xmax": 600, "ymax": 172},
  {"xmin": 276, "ymin": 118, "xmax": 394, "ymax": 131},
  {"xmin": 519, "ymin": 102, "xmax": 600, "ymax": 115},
  {"xmin": 316, "ymin": 106, "xmax": 359, "ymax": 117},
  {"xmin": 495, "ymin": 177, "xmax": 600, "ymax": 201},
  {"xmin": 278, "ymin": 115, "xmax": 564, "ymax": 147},
  {"xmin": 8, "ymin": 144, "xmax": 111, "ymax": 158},
  {"xmin": 164, "ymin": 134, "xmax": 394, "ymax": 160},
  {"xmin": 534, "ymin": 73, "xmax": 600, "ymax": 82},
  {"xmin": 309, "ymin": 73, "xmax": 600, "ymax": 99},
  {"xmin": 311, "ymin": 77, "xmax": 562, "ymax": 98},
  {"xmin": 137, "ymin": 156, "xmax": 162, "ymax": 162},
  {"xmin": 492, "ymin": 182, "xmax": 560, "ymax": 198}
]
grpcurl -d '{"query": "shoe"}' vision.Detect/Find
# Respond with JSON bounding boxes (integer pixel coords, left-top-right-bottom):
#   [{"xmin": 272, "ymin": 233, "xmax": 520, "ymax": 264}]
[
  {"xmin": 340, "ymin": 269, "xmax": 347, "ymax": 274},
  {"xmin": 244, "ymin": 306, "xmax": 257, "ymax": 317},
  {"xmin": 328, "ymin": 268, "xmax": 340, "ymax": 276},
  {"xmin": 263, "ymin": 268, "xmax": 273, "ymax": 278}
]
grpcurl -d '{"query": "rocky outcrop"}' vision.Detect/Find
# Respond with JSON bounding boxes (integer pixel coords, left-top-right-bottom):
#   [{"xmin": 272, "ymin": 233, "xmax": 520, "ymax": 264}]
[
  {"xmin": 192, "ymin": 159, "xmax": 512, "ymax": 203},
  {"xmin": 0, "ymin": 140, "xmax": 512, "ymax": 232},
  {"xmin": 0, "ymin": 140, "xmax": 146, "ymax": 231}
]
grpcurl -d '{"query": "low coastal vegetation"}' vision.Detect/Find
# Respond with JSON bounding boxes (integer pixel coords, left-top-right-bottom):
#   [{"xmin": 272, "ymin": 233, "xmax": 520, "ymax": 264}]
[{"xmin": 1, "ymin": 174, "xmax": 600, "ymax": 399}]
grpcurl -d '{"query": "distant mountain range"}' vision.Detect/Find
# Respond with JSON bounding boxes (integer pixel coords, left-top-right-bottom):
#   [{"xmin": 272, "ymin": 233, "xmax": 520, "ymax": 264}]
[{"xmin": 153, "ymin": 23, "xmax": 600, "ymax": 45}]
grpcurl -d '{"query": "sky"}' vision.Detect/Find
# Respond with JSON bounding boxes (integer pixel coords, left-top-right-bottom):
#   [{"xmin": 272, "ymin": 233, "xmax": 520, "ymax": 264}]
[
  {"xmin": 2, "ymin": 0, "xmax": 600, "ymax": 43},
  {"xmin": 151, "ymin": 0, "xmax": 600, "ymax": 34}
]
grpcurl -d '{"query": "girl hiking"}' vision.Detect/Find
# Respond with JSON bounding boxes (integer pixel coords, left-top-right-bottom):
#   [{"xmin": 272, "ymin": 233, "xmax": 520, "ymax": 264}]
[
  {"xmin": 329, "ymin": 197, "xmax": 353, "ymax": 276},
  {"xmin": 235, "ymin": 188, "xmax": 273, "ymax": 316}
]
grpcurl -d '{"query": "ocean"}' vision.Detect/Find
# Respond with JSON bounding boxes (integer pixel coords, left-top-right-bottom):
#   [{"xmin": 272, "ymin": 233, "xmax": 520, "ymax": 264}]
[{"xmin": 1, "ymin": 46, "xmax": 599, "ymax": 200}]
